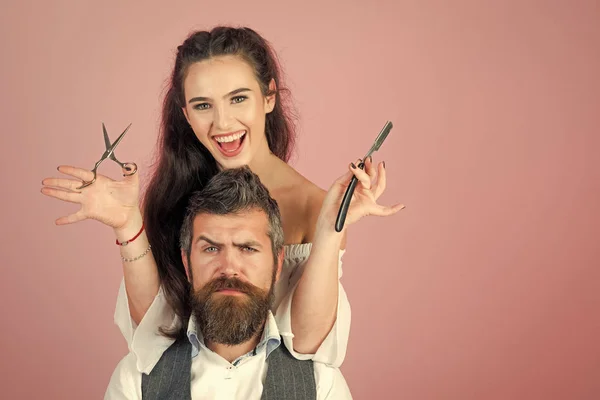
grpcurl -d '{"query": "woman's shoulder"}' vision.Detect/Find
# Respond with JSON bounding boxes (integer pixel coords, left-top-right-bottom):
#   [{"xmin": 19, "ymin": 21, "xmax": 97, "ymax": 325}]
[
  {"xmin": 270, "ymin": 164, "xmax": 324, "ymax": 228},
  {"xmin": 274, "ymin": 165, "xmax": 325, "ymax": 201},
  {"xmin": 296, "ymin": 176, "xmax": 327, "ymax": 212},
  {"xmin": 288, "ymin": 171, "xmax": 347, "ymax": 248},
  {"xmin": 288, "ymin": 173, "xmax": 327, "ymax": 243}
]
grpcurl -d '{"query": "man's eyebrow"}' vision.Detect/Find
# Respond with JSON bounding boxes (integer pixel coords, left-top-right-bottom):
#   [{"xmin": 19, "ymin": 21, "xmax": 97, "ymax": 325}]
[
  {"xmin": 195, "ymin": 235, "xmax": 223, "ymax": 246},
  {"xmin": 234, "ymin": 240, "xmax": 263, "ymax": 249}
]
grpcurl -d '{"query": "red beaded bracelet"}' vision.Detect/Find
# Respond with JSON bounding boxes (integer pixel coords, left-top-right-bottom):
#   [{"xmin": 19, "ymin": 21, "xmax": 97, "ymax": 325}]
[{"xmin": 116, "ymin": 223, "xmax": 145, "ymax": 246}]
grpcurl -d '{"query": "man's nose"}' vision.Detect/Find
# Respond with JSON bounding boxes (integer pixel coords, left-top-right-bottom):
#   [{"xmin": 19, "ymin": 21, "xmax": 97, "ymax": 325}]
[{"xmin": 215, "ymin": 248, "xmax": 242, "ymax": 277}]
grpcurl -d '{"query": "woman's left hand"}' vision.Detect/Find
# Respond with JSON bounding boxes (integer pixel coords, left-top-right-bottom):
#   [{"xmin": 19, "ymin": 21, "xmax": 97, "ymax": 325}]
[{"xmin": 318, "ymin": 156, "xmax": 405, "ymax": 232}]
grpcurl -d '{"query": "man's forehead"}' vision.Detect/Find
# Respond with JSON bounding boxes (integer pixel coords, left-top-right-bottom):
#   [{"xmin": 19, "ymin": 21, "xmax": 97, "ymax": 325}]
[{"xmin": 192, "ymin": 210, "xmax": 270, "ymax": 241}]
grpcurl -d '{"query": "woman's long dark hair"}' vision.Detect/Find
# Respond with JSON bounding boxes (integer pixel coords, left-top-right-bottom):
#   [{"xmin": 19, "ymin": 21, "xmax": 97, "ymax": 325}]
[{"xmin": 142, "ymin": 26, "xmax": 297, "ymax": 338}]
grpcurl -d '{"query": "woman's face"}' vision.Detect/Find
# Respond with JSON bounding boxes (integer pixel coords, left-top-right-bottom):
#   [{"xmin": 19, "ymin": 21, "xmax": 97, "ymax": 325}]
[{"xmin": 182, "ymin": 55, "xmax": 275, "ymax": 170}]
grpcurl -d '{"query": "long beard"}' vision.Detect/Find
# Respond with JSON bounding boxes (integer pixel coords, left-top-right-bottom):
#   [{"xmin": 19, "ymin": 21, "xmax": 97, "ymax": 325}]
[{"xmin": 191, "ymin": 275, "xmax": 275, "ymax": 346}]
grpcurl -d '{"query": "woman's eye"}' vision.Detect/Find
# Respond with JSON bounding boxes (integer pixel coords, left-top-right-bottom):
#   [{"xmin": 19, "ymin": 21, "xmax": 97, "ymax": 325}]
[
  {"xmin": 194, "ymin": 103, "xmax": 210, "ymax": 110},
  {"xmin": 232, "ymin": 96, "xmax": 247, "ymax": 104}
]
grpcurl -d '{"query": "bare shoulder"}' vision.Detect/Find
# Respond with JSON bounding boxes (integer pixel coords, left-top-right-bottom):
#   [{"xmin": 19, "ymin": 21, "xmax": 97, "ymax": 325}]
[
  {"xmin": 268, "ymin": 163, "xmax": 325, "ymax": 244},
  {"xmin": 289, "ymin": 173, "xmax": 327, "ymax": 243},
  {"xmin": 300, "ymin": 175, "xmax": 347, "ymax": 248},
  {"xmin": 303, "ymin": 181, "xmax": 327, "ymax": 241}
]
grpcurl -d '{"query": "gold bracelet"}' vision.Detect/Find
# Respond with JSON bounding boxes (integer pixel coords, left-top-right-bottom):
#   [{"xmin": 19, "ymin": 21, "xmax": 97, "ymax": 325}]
[{"xmin": 121, "ymin": 244, "xmax": 152, "ymax": 262}]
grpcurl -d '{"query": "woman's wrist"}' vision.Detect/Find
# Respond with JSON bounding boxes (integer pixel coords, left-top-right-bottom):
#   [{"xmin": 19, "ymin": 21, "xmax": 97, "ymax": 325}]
[
  {"xmin": 313, "ymin": 214, "xmax": 345, "ymax": 247},
  {"xmin": 114, "ymin": 207, "xmax": 144, "ymax": 242}
]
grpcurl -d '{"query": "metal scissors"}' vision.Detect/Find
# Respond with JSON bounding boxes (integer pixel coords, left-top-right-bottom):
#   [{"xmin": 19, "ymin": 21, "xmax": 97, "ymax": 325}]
[{"xmin": 76, "ymin": 122, "xmax": 137, "ymax": 189}]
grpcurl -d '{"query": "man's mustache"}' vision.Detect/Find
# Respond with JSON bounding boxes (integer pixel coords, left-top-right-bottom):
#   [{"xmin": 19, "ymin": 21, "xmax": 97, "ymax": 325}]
[{"xmin": 202, "ymin": 276, "xmax": 260, "ymax": 295}]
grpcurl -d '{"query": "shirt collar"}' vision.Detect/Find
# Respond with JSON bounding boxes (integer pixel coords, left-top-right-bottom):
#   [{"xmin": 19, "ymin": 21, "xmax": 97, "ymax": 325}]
[{"xmin": 187, "ymin": 310, "xmax": 281, "ymax": 360}]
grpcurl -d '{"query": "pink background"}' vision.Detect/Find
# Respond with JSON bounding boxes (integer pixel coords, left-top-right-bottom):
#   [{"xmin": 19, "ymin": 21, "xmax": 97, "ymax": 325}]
[{"xmin": 1, "ymin": 0, "xmax": 599, "ymax": 399}]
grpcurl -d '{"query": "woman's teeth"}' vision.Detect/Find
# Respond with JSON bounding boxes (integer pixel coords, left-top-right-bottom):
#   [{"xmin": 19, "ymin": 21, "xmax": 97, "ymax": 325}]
[{"xmin": 215, "ymin": 131, "xmax": 246, "ymax": 143}]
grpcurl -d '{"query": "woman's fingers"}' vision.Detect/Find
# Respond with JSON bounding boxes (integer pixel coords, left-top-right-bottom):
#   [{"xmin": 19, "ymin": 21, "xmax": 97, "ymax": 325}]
[
  {"xmin": 372, "ymin": 161, "xmax": 387, "ymax": 200},
  {"xmin": 57, "ymin": 165, "xmax": 95, "ymax": 182},
  {"xmin": 55, "ymin": 210, "xmax": 87, "ymax": 225},
  {"xmin": 42, "ymin": 178, "xmax": 84, "ymax": 193},
  {"xmin": 364, "ymin": 156, "xmax": 377, "ymax": 183},
  {"xmin": 40, "ymin": 187, "xmax": 82, "ymax": 204},
  {"xmin": 350, "ymin": 159, "xmax": 371, "ymax": 190},
  {"xmin": 370, "ymin": 202, "xmax": 405, "ymax": 217}
]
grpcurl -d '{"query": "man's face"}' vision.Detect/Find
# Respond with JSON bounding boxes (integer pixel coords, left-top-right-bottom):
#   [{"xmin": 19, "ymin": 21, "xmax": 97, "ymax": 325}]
[{"xmin": 182, "ymin": 208, "xmax": 283, "ymax": 345}]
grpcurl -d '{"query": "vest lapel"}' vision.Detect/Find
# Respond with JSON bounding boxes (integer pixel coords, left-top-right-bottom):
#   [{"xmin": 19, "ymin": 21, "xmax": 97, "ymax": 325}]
[
  {"xmin": 141, "ymin": 336, "xmax": 191, "ymax": 400},
  {"xmin": 261, "ymin": 343, "xmax": 316, "ymax": 400}
]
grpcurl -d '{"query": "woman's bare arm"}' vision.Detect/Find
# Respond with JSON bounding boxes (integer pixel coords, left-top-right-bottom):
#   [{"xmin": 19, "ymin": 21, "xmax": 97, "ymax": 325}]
[{"xmin": 114, "ymin": 208, "xmax": 160, "ymax": 325}]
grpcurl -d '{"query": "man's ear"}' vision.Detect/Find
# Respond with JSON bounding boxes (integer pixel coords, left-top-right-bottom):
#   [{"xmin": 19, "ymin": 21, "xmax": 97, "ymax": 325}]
[{"xmin": 181, "ymin": 249, "xmax": 191, "ymax": 282}]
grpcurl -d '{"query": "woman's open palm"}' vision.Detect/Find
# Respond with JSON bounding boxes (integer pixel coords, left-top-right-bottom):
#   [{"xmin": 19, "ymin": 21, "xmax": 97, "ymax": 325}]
[{"xmin": 41, "ymin": 165, "xmax": 140, "ymax": 229}]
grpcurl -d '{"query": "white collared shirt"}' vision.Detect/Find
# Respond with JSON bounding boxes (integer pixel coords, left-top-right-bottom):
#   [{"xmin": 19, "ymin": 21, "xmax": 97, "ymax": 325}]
[{"xmin": 104, "ymin": 311, "xmax": 352, "ymax": 399}]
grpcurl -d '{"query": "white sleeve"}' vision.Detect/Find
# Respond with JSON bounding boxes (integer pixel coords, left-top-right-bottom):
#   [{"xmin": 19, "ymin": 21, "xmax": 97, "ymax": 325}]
[
  {"xmin": 104, "ymin": 352, "xmax": 142, "ymax": 400},
  {"xmin": 113, "ymin": 278, "xmax": 179, "ymax": 373},
  {"xmin": 314, "ymin": 363, "xmax": 353, "ymax": 400}
]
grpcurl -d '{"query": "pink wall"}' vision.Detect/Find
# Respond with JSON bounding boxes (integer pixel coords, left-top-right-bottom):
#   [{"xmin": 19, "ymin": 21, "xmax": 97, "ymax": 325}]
[{"xmin": 2, "ymin": 0, "xmax": 599, "ymax": 398}]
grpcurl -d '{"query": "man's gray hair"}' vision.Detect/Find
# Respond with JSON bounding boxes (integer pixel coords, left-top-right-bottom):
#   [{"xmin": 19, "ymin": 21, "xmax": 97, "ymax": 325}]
[{"xmin": 180, "ymin": 166, "xmax": 284, "ymax": 261}]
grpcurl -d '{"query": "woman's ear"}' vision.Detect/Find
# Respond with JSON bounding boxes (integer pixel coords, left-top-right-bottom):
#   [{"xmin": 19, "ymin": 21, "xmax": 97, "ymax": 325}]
[{"xmin": 265, "ymin": 79, "xmax": 277, "ymax": 113}]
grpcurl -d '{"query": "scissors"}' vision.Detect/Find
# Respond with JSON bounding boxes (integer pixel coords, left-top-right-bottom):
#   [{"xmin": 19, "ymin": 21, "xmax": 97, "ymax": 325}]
[
  {"xmin": 335, "ymin": 121, "xmax": 393, "ymax": 232},
  {"xmin": 76, "ymin": 122, "xmax": 137, "ymax": 189}
]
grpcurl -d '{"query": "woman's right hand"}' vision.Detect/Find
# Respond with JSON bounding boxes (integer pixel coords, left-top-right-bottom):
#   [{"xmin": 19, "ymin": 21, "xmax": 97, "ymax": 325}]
[{"xmin": 41, "ymin": 164, "xmax": 140, "ymax": 229}]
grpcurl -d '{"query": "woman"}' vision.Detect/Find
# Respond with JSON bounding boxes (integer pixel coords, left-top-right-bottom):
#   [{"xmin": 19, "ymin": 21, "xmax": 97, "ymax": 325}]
[{"xmin": 41, "ymin": 26, "xmax": 403, "ymax": 372}]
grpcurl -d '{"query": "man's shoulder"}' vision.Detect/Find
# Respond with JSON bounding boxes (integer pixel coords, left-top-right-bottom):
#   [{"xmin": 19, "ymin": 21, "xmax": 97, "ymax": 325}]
[{"xmin": 104, "ymin": 352, "xmax": 141, "ymax": 400}]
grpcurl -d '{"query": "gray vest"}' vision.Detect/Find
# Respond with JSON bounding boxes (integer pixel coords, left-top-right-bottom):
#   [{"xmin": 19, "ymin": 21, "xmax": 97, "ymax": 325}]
[{"xmin": 141, "ymin": 335, "xmax": 317, "ymax": 400}]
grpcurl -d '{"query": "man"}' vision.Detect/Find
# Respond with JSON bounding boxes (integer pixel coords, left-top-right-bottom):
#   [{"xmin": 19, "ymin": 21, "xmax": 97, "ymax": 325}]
[{"xmin": 105, "ymin": 166, "xmax": 352, "ymax": 399}]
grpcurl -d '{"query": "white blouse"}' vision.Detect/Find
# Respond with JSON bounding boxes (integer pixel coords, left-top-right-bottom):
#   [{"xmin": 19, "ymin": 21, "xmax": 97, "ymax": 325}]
[{"xmin": 113, "ymin": 243, "xmax": 351, "ymax": 374}]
